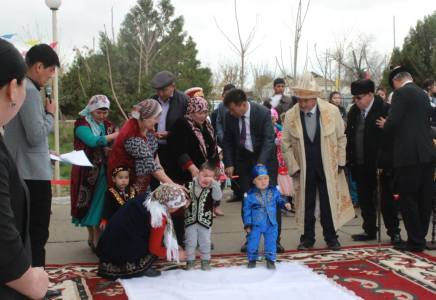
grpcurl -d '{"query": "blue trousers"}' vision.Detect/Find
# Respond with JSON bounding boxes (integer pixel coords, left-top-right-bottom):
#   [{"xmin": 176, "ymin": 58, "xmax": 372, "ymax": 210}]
[{"xmin": 247, "ymin": 221, "xmax": 278, "ymax": 261}]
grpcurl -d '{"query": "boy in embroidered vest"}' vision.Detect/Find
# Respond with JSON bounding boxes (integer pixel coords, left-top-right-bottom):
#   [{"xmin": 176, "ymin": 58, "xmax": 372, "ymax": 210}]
[
  {"xmin": 185, "ymin": 161, "xmax": 222, "ymax": 271},
  {"xmin": 100, "ymin": 165, "xmax": 136, "ymax": 230},
  {"xmin": 244, "ymin": 165, "xmax": 291, "ymax": 269}
]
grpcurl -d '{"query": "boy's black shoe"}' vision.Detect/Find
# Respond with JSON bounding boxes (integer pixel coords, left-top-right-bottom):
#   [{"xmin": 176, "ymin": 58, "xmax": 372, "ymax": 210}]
[
  {"xmin": 297, "ymin": 241, "xmax": 314, "ymax": 250},
  {"xmin": 143, "ymin": 268, "xmax": 162, "ymax": 277},
  {"xmin": 266, "ymin": 259, "xmax": 276, "ymax": 270},
  {"xmin": 241, "ymin": 242, "xmax": 248, "ymax": 252},
  {"xmin": 276, "ymin": 242, "xmax": 285, "ymax": 253},
  {"xmin": 247, "ymin": 260, "xmax": 256, "ymax": 268},
  {"xmin": 326, "ymin": 239, "xmax": 341, "ymax": 250}
]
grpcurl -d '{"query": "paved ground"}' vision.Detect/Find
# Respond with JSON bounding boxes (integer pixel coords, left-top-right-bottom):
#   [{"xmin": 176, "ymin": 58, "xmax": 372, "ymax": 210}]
[{"xmin": 47, "ymin": 189, "xmax": 436, "ymax": 264}]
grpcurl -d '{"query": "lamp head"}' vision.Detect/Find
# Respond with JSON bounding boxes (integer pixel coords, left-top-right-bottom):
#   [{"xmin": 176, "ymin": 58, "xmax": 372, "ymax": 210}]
[{"xmin": 45, "ymin": 0, "xmax": 62, "ymax": 10}]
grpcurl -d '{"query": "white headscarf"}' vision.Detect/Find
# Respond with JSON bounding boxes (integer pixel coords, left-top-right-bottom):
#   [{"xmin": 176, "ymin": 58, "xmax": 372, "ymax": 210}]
[
  {"xmin": 143, "ymin": 183, "xmax": 187, "ymax": 263},
  {"xmin": 79, "ymin": 95, "xmax": 110, "ymax": 136}
]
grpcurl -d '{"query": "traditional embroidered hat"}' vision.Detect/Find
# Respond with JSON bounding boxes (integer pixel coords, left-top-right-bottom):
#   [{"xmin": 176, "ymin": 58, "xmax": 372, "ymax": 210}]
[
  {"xmin": 351, "ymin": 79, "xmax": 375, "ymax": 95},
  {"xmin": 185, "ymin": 87, "xmax": 204, "ymax": 98},
  {"xmin": 131, "ymin": 99, "xmax": 162, "ymax": 120},
  {"xmin": 388, "ymin": 66, "xmax": 413, "ymax": 89},
  {"xmin": 292, "ymin": 72, "xmax": 321, "ymax": 99},
  {"xmin": 251, "ymin": 165, "xmax": 269, "ymax": 181},
  {"xmin": 151, "ymin": 71, "xmax": 174, "ymax": 89},
  {"xmin": 111, "ymin": 165, "xmax": 130, "ymax": 177}
]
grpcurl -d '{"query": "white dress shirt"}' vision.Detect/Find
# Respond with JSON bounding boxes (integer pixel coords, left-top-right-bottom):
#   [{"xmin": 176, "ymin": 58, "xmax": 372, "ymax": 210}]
[
  {"xmin": 361, "ymin": 98, "xmax": 374, "ymax": 118},
  {"xmin": 238, "ymin": 101, "xmax": 254, "ymax": 152}
]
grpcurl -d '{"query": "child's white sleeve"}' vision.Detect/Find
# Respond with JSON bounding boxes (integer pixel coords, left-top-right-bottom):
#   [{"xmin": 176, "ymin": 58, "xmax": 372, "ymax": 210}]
[{"xmin": 210, "ymin": 180, "xmax": 223, "ymax": 201}]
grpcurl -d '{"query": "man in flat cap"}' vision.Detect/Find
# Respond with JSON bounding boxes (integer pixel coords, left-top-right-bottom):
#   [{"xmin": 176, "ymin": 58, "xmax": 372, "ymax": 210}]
[
  {"xmin": 377, "ymin": 67, "xmax": 436, "ymax": 252},
  {"xmin": 150, "ymin": 71, "xmax": 190, "ymax": 188},
  {"xmin": 346, "ymin": 79, "xmax": 401, "ymax": 245},
  {"xmin": 281, "ymin": 72, "xmax": 355, "ymax": 251},
  {"xmin": 263, "ymin": 78, "xmax": 294, "ymax": 123}
]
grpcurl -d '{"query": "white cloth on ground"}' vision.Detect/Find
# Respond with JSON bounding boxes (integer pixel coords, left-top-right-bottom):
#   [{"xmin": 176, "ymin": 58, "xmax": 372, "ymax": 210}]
[{"xmin": 119, "ymin": 262, "xmax": 362, "ymax": 300}]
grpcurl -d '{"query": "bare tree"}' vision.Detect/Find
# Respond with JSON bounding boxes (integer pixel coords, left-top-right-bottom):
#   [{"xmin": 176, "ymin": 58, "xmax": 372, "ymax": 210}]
[
  {"xmin": 128, "ymin": 3, "xmax": 175, "ymax": 93},
  {"xmin": 214, "ymin": 0, "xmax": 263, "ymax": 90},
  {"xmin": 287, "ymin": 0, "xmax": 311, "ymax": 79},
  {"xmin": 251, "ymin": 62, "xmax": 273, "ymax": 101},
  {"xmin": 104, "ymin": 26, "xmax": 128, "ymax": 121},
  {"xmin": 212, "ymin": 59, "xmax": 246, "ymax": 94},
  {"xmin": 312, "ymin": 45, "xmax": 337, "ymax": 98}
]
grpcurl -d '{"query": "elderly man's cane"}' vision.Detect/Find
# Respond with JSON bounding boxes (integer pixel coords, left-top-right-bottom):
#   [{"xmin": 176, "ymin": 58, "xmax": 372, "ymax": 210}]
[{"xmin": 377, "ymin": 170, "xmax": 382, "ymax": 251}]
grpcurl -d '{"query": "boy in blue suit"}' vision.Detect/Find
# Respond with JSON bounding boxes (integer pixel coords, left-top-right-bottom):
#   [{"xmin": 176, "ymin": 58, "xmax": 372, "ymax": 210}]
[{"xmin": 243, "ymin": 165, "xmax": 291, "ymax": 269}]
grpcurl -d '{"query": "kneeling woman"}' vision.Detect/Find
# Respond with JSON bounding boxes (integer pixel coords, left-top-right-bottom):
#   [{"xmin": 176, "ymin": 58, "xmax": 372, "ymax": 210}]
[{"xmin": 97, "ymin": 184, "xmax": 188, "ymax": 279}]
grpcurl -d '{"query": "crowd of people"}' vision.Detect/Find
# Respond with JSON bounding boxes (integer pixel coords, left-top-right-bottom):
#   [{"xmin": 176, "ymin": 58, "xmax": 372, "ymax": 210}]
[{"xmin": 1, "ymin": 41, "xmax": 436, "ymax": 299}]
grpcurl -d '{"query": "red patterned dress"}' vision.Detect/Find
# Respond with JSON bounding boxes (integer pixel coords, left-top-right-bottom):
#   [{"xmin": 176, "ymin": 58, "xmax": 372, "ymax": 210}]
[
  {"xmin": 70, "ymin": 118, "xmax": 116, "ymax": 221},
  {"xmin": 107, "ymin": 119, "xmax": 161, "ymax": 195}
]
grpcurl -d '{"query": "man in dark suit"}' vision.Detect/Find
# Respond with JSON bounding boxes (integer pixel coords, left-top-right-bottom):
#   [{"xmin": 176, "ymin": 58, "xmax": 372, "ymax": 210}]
[
  {"xmin": 377, "ymin": 67, "xmax": 436, "ymax": 252},
  {"xmin": 216, "ymin": 84, "xmax": 243, "ymax": 203},
  {"xmin": 222, "ymin": 89, "xmax": 282, "ymax": 252},
  {"xmin": 346, "ymin": 79, "xmax": 401, "ymax": 245}
]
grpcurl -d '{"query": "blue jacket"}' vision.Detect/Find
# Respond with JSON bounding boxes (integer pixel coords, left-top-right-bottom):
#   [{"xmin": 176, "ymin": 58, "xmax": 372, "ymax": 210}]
[{"xmin": 243, "ymin": 185, "xmax": 286, "ymax": 228}]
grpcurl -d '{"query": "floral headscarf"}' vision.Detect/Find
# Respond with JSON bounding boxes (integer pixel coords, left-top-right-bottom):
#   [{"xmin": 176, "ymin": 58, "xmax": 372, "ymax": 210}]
[
  {"xmin": 79, "ymin": 95, "xmax": 110, "ymax": 136},
  {"xmin": 144, "ymin": 183, "xmax": 187, "ymax": 263},
  {"xmin": 185, "ymin": 97, "xmax": 216, "ymax": 160},
  {"xmin": 132, "ymin": 99, "xmax": 162, "ymax": 120}
]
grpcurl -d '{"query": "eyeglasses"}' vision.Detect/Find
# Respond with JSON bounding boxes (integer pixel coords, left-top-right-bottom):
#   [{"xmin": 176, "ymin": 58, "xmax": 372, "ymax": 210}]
[{"xmin": 353, "ymin": 93, "xmax": 368, "ymax": 101}]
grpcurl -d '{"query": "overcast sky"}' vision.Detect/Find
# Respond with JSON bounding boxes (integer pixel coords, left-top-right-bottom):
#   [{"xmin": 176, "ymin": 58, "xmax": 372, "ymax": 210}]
[{"xmin": 2, "ymin": 0, "xmax": 433, "ymax": 83}]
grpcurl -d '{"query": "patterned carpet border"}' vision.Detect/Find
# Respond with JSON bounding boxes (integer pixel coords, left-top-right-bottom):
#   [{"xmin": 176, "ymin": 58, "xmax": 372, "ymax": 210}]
[{"xmin": 45, "ymin": 245, "xmax": 436, "ymax": 299}]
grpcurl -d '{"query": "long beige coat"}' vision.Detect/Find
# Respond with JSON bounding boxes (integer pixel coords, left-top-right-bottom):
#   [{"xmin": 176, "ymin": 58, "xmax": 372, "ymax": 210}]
[{"xmin": 281, "ymin": 99, "xmax": 355, "ymax": 233}]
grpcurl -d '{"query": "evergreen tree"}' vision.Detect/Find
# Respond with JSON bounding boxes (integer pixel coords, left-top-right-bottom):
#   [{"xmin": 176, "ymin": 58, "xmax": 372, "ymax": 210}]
[
  {"xmin": 60, "ymin": 0, "xmax": 212, "ymax": 125},
  {"xmin": 380, "ymin": 12, "xmax": 436, "ymax": 91}
]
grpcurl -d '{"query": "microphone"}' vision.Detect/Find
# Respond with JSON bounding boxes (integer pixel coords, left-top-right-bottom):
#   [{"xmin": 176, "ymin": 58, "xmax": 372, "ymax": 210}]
[{"xmin": 45, "ymin": 85, "xmax": 52, "ymax": 104}]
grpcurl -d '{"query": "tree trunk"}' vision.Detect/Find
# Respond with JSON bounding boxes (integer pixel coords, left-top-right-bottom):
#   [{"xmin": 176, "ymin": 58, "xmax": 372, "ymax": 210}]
[
  {"xmin": 241, "ymin": 54, "xmax": 245, "ymax": 90},
  {"xmin": 138, "ymin": 42, "xmax": 142, "ymax": 94},
  {"xmin": 58, "ymin": 106, "xmax": 68, "ymax": 143}
]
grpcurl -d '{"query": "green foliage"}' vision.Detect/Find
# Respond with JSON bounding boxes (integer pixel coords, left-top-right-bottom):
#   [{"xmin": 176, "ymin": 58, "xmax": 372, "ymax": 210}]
[
  {"xmin": 60, "ymin": 0, "xmax": 212, "ymax": 126},
  {"xmin": 380, "ymin": 12, "xmax": 436, "ymax": 92}
]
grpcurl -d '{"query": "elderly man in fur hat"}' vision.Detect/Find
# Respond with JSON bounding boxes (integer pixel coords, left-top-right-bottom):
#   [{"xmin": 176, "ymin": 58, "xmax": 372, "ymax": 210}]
[{"xmin": 281, "ymin": 72, "xmax": 355, "ymax": 250}]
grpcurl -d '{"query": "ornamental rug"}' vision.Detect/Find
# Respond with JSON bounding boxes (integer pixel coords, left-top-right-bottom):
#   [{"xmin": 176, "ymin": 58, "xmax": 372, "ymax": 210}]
[{"xmin": 45, "ymin": 245, "xmax": 436, "ymax": 300}]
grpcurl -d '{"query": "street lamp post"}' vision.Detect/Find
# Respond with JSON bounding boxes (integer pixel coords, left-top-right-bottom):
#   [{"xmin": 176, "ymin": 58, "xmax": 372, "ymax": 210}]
[{"xmin": 45, "ymin": 0, "xmax": 62, "ymax": 197}]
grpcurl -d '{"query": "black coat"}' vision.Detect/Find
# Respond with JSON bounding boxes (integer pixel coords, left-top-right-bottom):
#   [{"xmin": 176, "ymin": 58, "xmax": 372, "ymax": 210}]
[
  {"xmin": 150, "ymin": 89, "xmax": 189, "ymax": 136},
  {"xmin": 167, "ymin": 117, "xmax": 219, "ymax": 182},
  {"xmin": 223, "ymin": 102, "xmax": 278, "ymax": 175},
  {"xmin": 384, "ymin": 82, "xmax": 436, "ymax": 168},
  {"xmin": 0, "ymin": 138, "xmax": 31, "ymax": 300},
  {"xmin": 346, "ymin": 95, "xmax": 391, "ymax": 180}
]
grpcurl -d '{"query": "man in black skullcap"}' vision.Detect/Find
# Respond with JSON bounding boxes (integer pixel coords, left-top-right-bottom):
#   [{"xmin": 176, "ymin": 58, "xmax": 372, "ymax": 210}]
[
  {"xmin": 263, "ymin": 78, "xmax": 294, "ymax": 123},
  {"xmin": 376, "ymin": 67, "xmax": 436, "ymax": 252},
  {"xmin": 150, "ymin": 71, "xmax": 190, "ymax": 185},
  {"xmin": 346, "ymin": 79, "xmax": 401, "ymax": 245}
]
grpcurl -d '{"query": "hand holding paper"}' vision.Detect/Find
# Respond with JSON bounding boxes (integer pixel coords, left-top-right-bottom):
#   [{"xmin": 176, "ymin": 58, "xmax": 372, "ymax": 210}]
[{"xmin": 50, "ymin": 150, "xmax": 93, "ymax": 167}]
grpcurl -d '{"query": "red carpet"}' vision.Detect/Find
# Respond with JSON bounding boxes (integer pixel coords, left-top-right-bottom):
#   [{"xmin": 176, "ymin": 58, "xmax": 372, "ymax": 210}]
[{"xmin": 46, "ymin": 245, "xmax": 436, "ymax": 299}]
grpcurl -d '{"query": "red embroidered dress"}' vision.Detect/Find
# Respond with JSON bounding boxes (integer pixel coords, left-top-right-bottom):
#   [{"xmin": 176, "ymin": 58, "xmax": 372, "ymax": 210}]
[
  {"xmin": 70, "ymin": 118, "xmax": 116, "ymax": 219},
  {"xmin": 107, "ymin": 119, "xmax": 161, "ymax": 195}
]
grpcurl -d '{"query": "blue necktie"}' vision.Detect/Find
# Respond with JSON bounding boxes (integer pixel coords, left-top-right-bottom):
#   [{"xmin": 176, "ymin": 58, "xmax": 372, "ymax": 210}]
[{"xmin": 307, "ymin": 112, "xmax": 313, "ymax": 118}]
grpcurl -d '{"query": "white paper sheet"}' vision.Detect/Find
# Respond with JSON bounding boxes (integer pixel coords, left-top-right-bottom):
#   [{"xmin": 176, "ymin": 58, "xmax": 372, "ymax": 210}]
[
  {"xmin": 119, "ymin": 262, "xmax": 362, "ymax": 300},
  {"xmin": 50, "ymin": 150, "xmax": 93, "ymax": 167}
]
